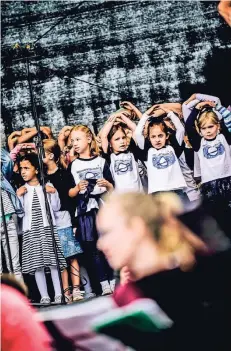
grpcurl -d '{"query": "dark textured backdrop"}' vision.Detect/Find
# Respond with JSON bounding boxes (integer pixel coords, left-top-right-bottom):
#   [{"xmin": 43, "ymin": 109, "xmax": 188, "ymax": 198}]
[{"xmin": 1, "ymin": 1, "xmax": 231, "ymax": 138}]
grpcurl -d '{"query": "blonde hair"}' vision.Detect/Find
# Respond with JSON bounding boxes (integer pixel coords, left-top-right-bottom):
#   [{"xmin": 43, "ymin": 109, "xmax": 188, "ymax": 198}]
[
  {"xmin": 103, "ymin": 192, "xmax": 198, "ymax": 270},
  {"xmin": 196, "ymin": 110, "xmax": 220, "ymax": 131},
  {"xmin": 70, "ymin": 125, "xmax": 99, "ymax": 156},
  {"xmin": 43, "ymin": 139, "xmax": 67, "ymax": 168}
]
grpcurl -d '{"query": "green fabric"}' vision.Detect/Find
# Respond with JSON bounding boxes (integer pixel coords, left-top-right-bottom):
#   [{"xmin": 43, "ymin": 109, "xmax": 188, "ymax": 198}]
[{"xmin": 0, "ymin": 213, "xmax": 13, "ymax": 224}]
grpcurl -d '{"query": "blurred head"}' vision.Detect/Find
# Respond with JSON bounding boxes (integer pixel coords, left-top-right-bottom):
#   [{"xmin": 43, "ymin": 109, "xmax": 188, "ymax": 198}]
[
  {"xmin": 97, "ymin": 192, "xmax": 197, "ymax": 271},
  {"xmin": 70, "ymin": 125, "xmax": 99, "ymax": 157},
  {"xmin": 148, "ymin": 120, "xmax": 169, "ymax": 149},
  {"xmin": 197, "ymin": 110, "xmax": 220, "ymax": 139},
  {"xmin": 19, "ymin": 153, "xmax": 40, "ymax": 183},
  {"xmin": 43, "ymin": 139, "xmax": 61, "ymax": 165},
  {"xmin": 108, "ymin": 124, "xmax": 128, "ymax": 153}
]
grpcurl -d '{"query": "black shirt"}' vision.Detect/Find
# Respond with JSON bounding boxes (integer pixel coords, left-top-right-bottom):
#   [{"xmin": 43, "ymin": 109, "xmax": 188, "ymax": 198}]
[{"xmin": 46, "ymin": 167, "xmax": 75, "ymax": 218}]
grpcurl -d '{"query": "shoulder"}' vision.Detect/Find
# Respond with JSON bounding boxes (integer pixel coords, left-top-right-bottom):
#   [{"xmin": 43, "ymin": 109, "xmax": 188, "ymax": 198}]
[
  {"xmin": 167, "ymin": 145, "xmax": 175, "ymax": 152},
  {"xmin": 95, "ymin": 155, "xmax": 106, "ymax": 165}
]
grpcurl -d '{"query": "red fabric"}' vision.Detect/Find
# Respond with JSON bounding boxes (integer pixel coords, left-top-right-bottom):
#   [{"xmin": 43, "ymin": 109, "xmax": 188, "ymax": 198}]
[
  {"xmin": 113, "ymin": 282, "xmax": 143, "ymax": 307},
  {"xmin": 1, "ymin": 285, "xmax": 52, "ymax": 351}
]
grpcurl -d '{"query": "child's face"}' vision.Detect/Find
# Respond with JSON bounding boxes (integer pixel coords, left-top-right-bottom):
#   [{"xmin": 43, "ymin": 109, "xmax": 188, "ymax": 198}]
[
  {"xmin": 110, "ymin": 130, "xmax": 128, "ymax": 153},
  {"xmin": 97, "ymin": 203, "xmax": 142, "ymax": 270},
  {"xmin": 149, "ymin": 125, "xmax": 168, "ymax": 149},
  {"xmin": 20, "ymin": 160, "xmax": 37, "ymax": 182},
  {"xmin": 200, "ymin": 121, "xmax": 219, "ymax": 140},
  {"xmin": 70, "ymin": 130, "xmax": 91, "ymax": 155}
]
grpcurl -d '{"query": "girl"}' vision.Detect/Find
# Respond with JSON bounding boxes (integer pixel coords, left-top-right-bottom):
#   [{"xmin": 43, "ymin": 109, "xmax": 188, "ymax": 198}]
[
  {"xmin": 185, "ymin": 100, "xmax": 231, "ymax": 239},
  {"xmin": 16, "ymin": 153, "xmax": 67, "ymax": 304},
  {"xmin": 43, "ymin": 139, "xmax": 83, "ymax": 303},
  {"xmin": 135, "ymin": 105, "xmax": 187, "ymax": 198},
  {"xmin": 96, "ymin": 192, "xmax": 229, "ymax": 351},
  {"xmin": 100, "ymin": 110, "xmax": 143, "ymax": 193},
  {"xmin": 68, "ymin": 125, "xmax": 115, "ymax": 296}
]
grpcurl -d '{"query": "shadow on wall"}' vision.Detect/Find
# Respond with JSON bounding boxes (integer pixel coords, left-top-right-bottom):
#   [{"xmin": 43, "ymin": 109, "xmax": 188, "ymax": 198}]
[
  {"xmin": 179, "ymin": 22, "xmax": 231, "ymax": 106},
  {"xmin": 179, "ymin": 47, "xmax": 231, "ymax": 106}
]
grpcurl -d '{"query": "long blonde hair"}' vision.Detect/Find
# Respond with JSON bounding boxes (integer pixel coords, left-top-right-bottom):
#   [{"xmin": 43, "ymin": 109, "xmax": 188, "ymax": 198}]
[{"xmin": 70, "ymin": 125, "xmax": 100, "ymax": 156}]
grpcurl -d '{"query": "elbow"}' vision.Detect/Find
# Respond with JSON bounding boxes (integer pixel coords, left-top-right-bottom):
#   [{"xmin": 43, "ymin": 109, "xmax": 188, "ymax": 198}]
[{"xmin": 69, "ymin": 189, "xmax": 75, "ymax": 198}]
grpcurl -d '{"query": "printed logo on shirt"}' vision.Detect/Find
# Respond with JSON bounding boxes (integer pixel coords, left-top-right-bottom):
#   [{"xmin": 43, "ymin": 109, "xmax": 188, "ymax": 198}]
[
  {"xmin": 114, "ymin": 157, "xmax": 133, "ymax": 175},
  {"xmin": 203, "ymin": 142, "xmax": 225, "ymax": 159},
  {"xmin": 77, "ymin": 167, "xmax": 103, "ymax": 180},
  {"xmin": 152, "ymin": 151, "xmax": 176, "ymax": 169}
]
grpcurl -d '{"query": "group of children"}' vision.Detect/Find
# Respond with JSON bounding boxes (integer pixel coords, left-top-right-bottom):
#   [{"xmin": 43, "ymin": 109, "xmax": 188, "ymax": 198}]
[{"xmin": 1, "ymin": 92, "xmax": 231, "ymax": 304}]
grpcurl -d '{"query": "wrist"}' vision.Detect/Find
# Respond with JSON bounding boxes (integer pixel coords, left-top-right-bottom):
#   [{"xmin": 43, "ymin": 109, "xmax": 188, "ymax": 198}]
[{"xmin": 106, "ymin": 182, "xmax": 113, "ymax": 190}]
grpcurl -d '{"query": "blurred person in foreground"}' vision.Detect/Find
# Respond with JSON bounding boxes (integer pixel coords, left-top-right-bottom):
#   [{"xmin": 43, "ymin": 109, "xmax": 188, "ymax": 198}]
[
  {"xmin": 1, "ymin": 274, "xmax": 52, "ymax": 351},
  {"xmin": 97, "ymin": 192, "xmax": 231, "ymax": 351}
]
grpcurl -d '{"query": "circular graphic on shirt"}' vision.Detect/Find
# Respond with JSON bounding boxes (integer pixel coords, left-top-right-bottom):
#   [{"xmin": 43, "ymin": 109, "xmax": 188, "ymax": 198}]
[
  {"xmin": 152, "ymin": 151, "xmax": 176, "ymax": 169},
  {"xmin": 114, "ymin": 158, "xmax": 133, "ymax": 175},
  {"xmin": 203, "ymin": 142, "xmax": 225, "ymax": 159}
]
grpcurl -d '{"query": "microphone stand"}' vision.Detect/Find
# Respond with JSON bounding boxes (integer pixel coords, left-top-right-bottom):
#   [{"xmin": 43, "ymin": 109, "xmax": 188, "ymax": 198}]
[
  {"xmin": 1, "ymin": 194, "xmax": 14, "ymax": 274},
  {"xmin": 25, "ymin": 56, "xmax": 66, "ymax": 305}
]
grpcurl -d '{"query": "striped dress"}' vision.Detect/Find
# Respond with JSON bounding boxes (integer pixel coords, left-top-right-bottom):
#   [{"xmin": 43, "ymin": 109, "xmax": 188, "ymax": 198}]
[{"xmin": 22, "ymin": 189, "xmax": 67, "ymax": 274}]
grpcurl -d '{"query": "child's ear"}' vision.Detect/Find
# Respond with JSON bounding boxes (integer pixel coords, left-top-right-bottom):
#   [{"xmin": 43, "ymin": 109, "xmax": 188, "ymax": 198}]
[
  {"xmin": 35, "ymin": 170, "xmax": 38, "ymax": 174},
  {"xmin": 87, "ymin": 136, "xmax": 92, "ymax": 144},
  {"xmin": 49, "ymin": 153, "xmax": 54, "ymax": 160}
]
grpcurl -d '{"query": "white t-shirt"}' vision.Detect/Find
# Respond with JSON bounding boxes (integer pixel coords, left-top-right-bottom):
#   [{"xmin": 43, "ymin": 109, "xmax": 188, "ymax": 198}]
[
  {"xmin": 110, "ymin": 152, "xmax": 143, "ymax": 193},
  {"xmin": 70, "ymin": 156, "xmax": 108, "ymax": 215},
  {"xmin": 147, "ymin": 145, "xmax": 187, "ymax": 194},
  {"xmin": 54, "ymin": 210, "xmax": 72, "ymax": 230},
  {"xmin": 197, "ymin": 134, "xmax": 231, "ymax": 184}
]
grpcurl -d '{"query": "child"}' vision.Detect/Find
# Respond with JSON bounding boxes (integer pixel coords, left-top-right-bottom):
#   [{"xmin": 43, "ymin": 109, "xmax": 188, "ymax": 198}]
[
  {"xmin": 185, "ymin": 100, "xmax": 231, "ymax": 239},
  {"xmin": 1, "ymin": 148, "xmax": 24, "ymax": 281},
  {"xmin": 16, "ymin": 153, "xmax": 67, "ymax": 304},
  {"xmin": 100, "ymin": 110, "xmax": 143, "ymax": 193},
  {"xmin": 68, "ymin": 125, "xmax": 115, "ymax": 295},
  {"xmin": 43, "ymin": 139, "xmax": 83, "ymax": 302},
  {"xmin": 135, "ymin": 105, "xmax": 187, "ymax": 198}
]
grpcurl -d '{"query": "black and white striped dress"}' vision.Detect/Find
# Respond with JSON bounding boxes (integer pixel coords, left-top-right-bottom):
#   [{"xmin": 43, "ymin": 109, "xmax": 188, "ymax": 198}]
[{"xmin": 22, "ymin": 189, "xmax": 67, "ymax": 274}]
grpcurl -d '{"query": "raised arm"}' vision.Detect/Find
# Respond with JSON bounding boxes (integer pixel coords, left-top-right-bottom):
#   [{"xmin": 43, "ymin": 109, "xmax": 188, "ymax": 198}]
[
  {"xmin": 120, "ymin": 101, "xmax": 143, "ymax": 119},
  {"xmin": 215, "ymin": 103, "xmax": 231, "ymax": 133},
  {"xmin": 182, "ymin": 99, "xmax": 200, "ymax": 122},
  {"xmin": 185, "ymin": 108, "xmax": 201, "ymax": 152},
  {"xmin": 119, "ymin": 113, "xmax": 137, "ymax": 132},
  {"xmin": 100, "ymin": 114, "xmax": 117, "ymax": 153},
  {"xmin": 134, "ymin": 113, "xmax": 150, "ymax": 149},
  {"xmin": 7, "ymin": 131, "xmax": 22, "ymax": 151},
  {"xmin": 17, "ymin": 127, "xmax": 38, "ymax": 144},
  {"xmin": 196, "ymin": 93, "xmax": 221, "ymax": 105},
  {"xmin": 159, "ymin": 106, "xmax": 185, "ymax": 145},
  {"xmin": 10, "ymin": 143, "xmax": 36, "ymax": 161},
  {"xmin": 18, "ymin": 126, "xmax": 52, "ymax": 144},
  {"xmin": 168, "ymin": 112, "xmax": 185, "ymax": 145},
  {"xmin": 57, "ymin": 126, "xmax": 72, "ymax": 151}
]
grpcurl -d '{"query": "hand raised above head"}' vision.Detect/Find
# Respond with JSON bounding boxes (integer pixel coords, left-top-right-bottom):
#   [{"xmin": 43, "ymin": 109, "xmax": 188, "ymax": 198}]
[
  {"xmin": 120, "ymin": 101, "xmax": 135, "ymax": 110},
  {"xmin": 196, "ymin": 101, "xmax": 216, "ymax": 110}
]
